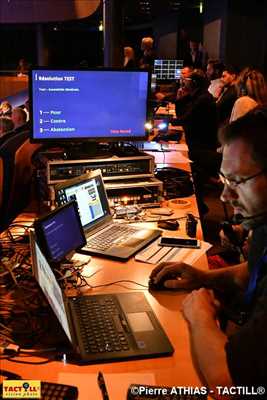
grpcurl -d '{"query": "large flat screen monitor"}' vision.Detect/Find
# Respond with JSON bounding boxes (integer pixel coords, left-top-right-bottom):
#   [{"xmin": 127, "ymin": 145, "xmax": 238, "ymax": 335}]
[
  {"xmin": 153, "ymin": 59, "xmax": 183, "ymax": 81},
  {"xmin": 29, "ymin": 68, "xmax": 150, "ymax": 143}
]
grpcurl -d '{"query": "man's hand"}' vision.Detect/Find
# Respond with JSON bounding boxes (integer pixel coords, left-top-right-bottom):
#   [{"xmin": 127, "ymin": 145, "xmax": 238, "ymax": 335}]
[
  {"xmin": 182, "ymin": 288, "xmax": 219, "ymax": 326},
  {"xmin": 182, "ymin": 289, "xmax": 233, "ymax": 391},
  {"xmin": 219, "ymin": 224, "xmax": 244, "ymax": 250},
  {"xmin": 176, "ymin": 87, "xmax": 190, "ymax": 100},
  {"xmin": 149, "ymin": 262, "xmax": 206, "ymax": 290}
]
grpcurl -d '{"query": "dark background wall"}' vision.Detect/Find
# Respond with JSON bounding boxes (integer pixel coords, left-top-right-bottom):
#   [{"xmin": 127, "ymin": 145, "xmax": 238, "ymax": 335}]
[
  {"xmin": 2, "ymin": 1, "xmax": 267, "ymax": 72},
  {"xmin": 0, "ymin": 22, "xmax": 103, "ymax": 70},
  {"xmin": 204, "ymin": 0, "xmax": 267, "ymax": 71},
  {"xmin": 225, "ymin": 0, "xmax": 266, "ymax": 69}
]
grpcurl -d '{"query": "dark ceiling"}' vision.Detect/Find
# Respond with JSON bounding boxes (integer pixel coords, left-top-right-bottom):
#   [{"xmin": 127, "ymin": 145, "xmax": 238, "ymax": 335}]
[
  {"xmin": 124, "ymin": 0, "xmax": 201, "ymax": 19},
  {"xmin": 88, "ymin": 0, "xmax": 202, "ymax": 26}
]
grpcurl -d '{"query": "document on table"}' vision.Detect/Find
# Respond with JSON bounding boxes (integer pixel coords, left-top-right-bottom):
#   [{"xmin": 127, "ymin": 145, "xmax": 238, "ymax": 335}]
[
  {"xmin": 58, "ymin": 372, "xmax": 155, "ymax": 400},
  {"xmin": 135, "ymin": 239, "xmax": 212, "ymax": 264}
]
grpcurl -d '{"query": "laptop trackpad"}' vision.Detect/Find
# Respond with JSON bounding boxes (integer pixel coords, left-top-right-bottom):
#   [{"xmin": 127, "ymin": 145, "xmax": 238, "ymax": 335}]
[{"xmin": 127, "ymin": 312, "xmax": 154, "ymax": 332}]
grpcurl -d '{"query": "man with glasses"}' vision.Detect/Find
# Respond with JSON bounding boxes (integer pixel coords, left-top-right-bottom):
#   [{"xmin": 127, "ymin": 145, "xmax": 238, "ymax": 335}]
[{"xmin": 150, "ymin": 107, "xmax": 267, "ymax": 390}]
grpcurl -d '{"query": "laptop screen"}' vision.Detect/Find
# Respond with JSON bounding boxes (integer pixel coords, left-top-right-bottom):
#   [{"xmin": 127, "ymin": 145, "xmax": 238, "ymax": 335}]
[
  {"xmin": 30, "ymin": 232, "xmax": 72, "ymax": 343},
  {"xmin": 56, "ymin": 172, "xmax": 110, "ymax": 232},
  {"xmin": 34, "ymin": 201, "xmax": 86, "ymax": 263}
]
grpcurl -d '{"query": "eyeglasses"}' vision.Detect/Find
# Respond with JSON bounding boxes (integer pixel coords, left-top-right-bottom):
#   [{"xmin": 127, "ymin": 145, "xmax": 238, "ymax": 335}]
[{"xmin": 219, "ymin": 169, "xmax": 266, "ymax": 189}]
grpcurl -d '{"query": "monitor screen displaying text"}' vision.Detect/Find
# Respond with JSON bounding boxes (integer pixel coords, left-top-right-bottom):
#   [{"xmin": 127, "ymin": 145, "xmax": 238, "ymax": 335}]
[{"xmin": 31, "ymin": 69, "xmax": 149, "ymax": 141}]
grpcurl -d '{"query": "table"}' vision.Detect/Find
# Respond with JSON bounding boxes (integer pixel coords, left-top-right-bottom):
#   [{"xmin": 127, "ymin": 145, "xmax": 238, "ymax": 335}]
[
  {"xmin": 0, "ymin": 144, "xmax": 211, "ymax": 399},
  {"xmin": 0, "ymin": 244, "xmax": 208, "ymax": 399}
]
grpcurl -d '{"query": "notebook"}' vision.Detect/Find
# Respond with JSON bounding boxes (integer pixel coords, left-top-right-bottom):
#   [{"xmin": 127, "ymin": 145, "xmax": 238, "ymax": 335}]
[
  {"xmin": 56, "ymin": 170, "xmax": 161, "ymax": 260},
  {"xmin": 29, "ymin": 231, "xmax": 174, "ymax": 363}
]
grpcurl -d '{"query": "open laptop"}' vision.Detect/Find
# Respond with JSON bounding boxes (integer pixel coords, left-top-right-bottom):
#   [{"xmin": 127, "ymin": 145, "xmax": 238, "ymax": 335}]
[
  {"xmin": 29, "ymin": 230, "xmax": 174, "ymax": 363},
  {"xmin": 33, "ymin": 200, "xmax": 88, "ymax": 264},
  {"xmin": 55, "ymin": 170, "xmax": 161, "ymax": 260}
]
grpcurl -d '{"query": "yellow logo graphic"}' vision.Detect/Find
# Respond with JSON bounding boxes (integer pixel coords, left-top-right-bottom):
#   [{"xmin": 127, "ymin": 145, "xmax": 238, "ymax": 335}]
[{"xmin": 2, "ymin": 380, "xmax": 41, "ymax": 398}]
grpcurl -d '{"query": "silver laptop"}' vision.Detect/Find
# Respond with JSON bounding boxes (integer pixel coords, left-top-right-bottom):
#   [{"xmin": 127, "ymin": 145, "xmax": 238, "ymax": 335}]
[
  {"xmin": 55, "ymin": 170, "xmax": 161, "ymax": 260},
  {"xmin": 29, "ymin": 231, "xmax": 174, "ymax": 363}
]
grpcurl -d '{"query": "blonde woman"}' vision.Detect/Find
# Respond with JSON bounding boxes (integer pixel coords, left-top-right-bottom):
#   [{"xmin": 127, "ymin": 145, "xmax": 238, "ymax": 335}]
[
  {"xmin": 230, "ymin": 67, "xmax": 267, "ymax": 122},
  {"xmin": 123, "ymin": 47, "xmax": 136, "ymax": 69}
]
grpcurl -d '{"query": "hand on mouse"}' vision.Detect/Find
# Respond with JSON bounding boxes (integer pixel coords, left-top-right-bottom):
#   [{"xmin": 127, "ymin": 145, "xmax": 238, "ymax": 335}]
[{"xmin": 149, "ymin": 262, "xmax": 206, "ymax": 290}]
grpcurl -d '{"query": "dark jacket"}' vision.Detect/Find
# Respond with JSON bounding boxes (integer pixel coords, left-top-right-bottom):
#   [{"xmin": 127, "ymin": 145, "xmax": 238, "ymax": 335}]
[
  {"xmin": 183, "ymin": 50, "xmax": 205, "ymax": 69},
  {"xmin": 174, "ymin": 88, "xmax": 218, "ymax": 151},
  {"xmin": 216, "ymin": 85, "xmax": 237, "ymax": 125},
  {"xmin": 124, "ymin": 59, "xmax": 136, "ymax": 70},
  {"xmin": 226, "ymin": 224, "xmax": 267, "ymax": 387}
]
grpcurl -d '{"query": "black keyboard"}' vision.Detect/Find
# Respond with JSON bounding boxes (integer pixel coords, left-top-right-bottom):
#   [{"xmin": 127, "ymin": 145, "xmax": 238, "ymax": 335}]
[
  {"xmin": 86, "ymin": 224, "xmax": 138, "ymax": 251},
  {"xmin": 41, "ymin": 382, "xmax": 78, "ymax": 400},
  {"xmin": 73, "ymin": 296, "xmax": 130, "ymax": 354}
]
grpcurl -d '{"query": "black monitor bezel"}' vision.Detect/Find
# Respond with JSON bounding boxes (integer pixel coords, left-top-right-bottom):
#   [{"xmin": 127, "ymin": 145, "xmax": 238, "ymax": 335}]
[
  {"xmin": 34, "ymin": 200, "xmax": 87, "ymax": 263},
  {"xmin": 29, "ymin": 67, "xmax": 151, "ymax": 144}
]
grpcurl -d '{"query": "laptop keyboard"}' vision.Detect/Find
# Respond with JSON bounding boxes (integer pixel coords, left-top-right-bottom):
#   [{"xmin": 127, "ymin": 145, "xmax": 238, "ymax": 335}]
[
  {"xmin": 73, "ymin": 295, "xmax": 130, "ymax": 354},
  {"xmin": 86, "ymin": 224, "xmax": 139, "ymax": 251}
]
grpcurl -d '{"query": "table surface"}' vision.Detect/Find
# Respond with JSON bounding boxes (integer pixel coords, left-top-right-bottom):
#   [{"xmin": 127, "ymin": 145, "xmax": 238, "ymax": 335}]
[{"xmin": 0, "ymin": 135, "xmax": 212, "ymax": 399}]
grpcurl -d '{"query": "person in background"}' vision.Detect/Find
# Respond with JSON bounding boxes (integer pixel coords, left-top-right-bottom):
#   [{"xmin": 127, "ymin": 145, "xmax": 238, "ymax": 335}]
[
  {"xmin": 139, "ymin": 37, "xmax": 155, "ymax": 70},
  {"xmin": 176, "ymin": 66, "xmax": 194, "ymax": 99},
  {"xmin": 230, "ymin": 67, "xmax": 267, "ymax": 122},
  {"xmin": 17, "ymin": 58, "xmax": 30, "ymax": 76},
  {"xmin": 206, "ymin": 59, "xmax": 225, "ymax": 99},
  {"xmin": 154, "ymin": 66, "xmax": 193, "ymax": 102},
  {"xmin": 171, "ymin": 66, "xmax": 194, "ymax": 116},
  {"xmin": 173, "ymin": 69, "xmax": 217, "ymax": 150},
  {"xmin": 0, "ymin": 101, "xmax": 12, "ymax": 118},
  {"xmin": 21, "ymin": 99, "xmax": 30, "ymax": 121},
  {"xmin": 216, "ymin": 66, "xmax": 239, "ymax": 126},
  {"xmin": 0, "ymin": 117, "xmax": 14, "ymax": 138},
  {"xmin": 150, "ymin": 107, "xmax": 267, "ymax": 389},
  {"xmin": 123, "ymin": 47, "xmax": 136, "ymax": 69},
  {"xmin": 184, "ymin": 40, "xmax": 207, "ymax": 69},
  {"xmin": 173, "ymin": 69, "xmax": 219, "ymax": 215},
  {"xmin": 11, "ymin": 107, "xmax": 27, "ymax": 130}
]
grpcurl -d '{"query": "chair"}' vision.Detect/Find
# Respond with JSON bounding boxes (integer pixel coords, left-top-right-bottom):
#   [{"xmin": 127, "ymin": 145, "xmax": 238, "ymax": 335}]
[{"xmin": 0, "ymin": 130, "xmax": 41, "ymax": 232}]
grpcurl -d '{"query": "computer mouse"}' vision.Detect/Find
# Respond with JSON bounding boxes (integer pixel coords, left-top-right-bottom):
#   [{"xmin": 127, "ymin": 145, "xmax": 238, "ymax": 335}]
[{"xmin": 148, "ymin": 272, "xmax": 178, "ymax": 291}]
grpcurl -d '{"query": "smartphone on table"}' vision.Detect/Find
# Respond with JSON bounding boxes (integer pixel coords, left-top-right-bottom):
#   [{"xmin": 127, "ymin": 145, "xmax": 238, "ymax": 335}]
[{"xmin": 159, "ymin": 236, "xmax": 200, "ymax": 248}]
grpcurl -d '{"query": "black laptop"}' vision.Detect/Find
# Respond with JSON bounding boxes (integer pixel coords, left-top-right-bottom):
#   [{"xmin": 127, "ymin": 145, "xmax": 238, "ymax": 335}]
[
  {"xmin": 55, "ymin": 170, "xmax": 161, "ymax": 260},
  {"xmin": 30, "ymin": 225, "xmax": 174, "ymax": 363}
]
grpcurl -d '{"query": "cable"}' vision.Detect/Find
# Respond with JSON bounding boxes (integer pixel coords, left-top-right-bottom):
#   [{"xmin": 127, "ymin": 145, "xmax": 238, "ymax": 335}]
[
  {"xmin": 82, "ymin": 279, "xmax": 149, "ymax": 290},
  {"xmin": 6, "ymin": 357, "xmax": 54, "ymax": 365},
  {"xmin": 160, "ymin": 142, "xmax": 166, "ymax": 164},
  {"xmin": 8, "ymin": 223, "xmax": 33, "ymax": 229},
  {"xmin": 19, "ymin": 347, "xmax": 58, "ymax": 354},
  {"xmin": 62, "ymin": 269, "xmax": 149, "ymax": 290}
]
